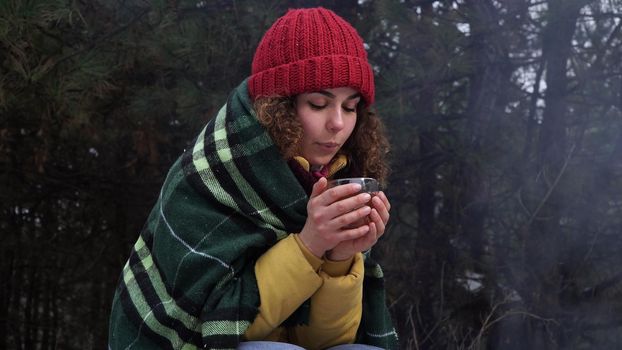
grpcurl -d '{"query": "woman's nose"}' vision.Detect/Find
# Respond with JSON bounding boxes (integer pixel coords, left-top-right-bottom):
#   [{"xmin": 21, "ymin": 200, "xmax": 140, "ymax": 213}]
[{"xmin": 327, "ymin": 108, "xmax": 345, "ymax": 132}]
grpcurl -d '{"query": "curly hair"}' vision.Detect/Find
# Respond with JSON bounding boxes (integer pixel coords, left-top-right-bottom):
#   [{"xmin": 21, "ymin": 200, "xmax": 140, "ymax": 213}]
[{"xmin": 253, "ymin": 96, "xmax": 390, "ymax": 186}]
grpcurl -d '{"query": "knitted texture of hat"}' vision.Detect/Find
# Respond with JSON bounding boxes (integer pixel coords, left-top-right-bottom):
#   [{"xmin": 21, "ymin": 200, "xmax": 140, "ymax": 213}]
[{"xmin": 248, "ymin": 7, "xmax": 375, "ymax": 105}]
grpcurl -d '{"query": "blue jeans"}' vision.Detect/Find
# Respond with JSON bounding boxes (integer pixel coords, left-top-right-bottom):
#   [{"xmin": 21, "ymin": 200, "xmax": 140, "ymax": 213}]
[{"xmin": 236, "ymin": 341, "xmax": 384, "ymax": 349}]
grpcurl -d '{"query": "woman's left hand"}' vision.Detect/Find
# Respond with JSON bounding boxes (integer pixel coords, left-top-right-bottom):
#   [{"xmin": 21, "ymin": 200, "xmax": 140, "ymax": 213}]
[{"xmin": 325, "ymin": 191, "xmax": 391, "ymax": 261}]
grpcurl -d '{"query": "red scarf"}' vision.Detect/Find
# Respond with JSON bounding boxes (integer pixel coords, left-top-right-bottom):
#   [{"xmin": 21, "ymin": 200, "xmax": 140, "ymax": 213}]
[{"xmin": 310, "ymin": 166, "xmax": 329, "ymax": 181}]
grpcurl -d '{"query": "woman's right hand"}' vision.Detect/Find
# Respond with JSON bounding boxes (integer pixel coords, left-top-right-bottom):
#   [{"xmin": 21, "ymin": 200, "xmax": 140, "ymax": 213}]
[{"xmin": 298, "ymin": 177, "xmax": 372, "ymax": 258}]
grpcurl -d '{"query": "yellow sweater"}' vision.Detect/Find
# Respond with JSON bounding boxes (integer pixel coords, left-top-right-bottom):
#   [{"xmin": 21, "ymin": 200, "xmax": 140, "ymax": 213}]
[{"xmin": 244, "ymin": 155, "xmax": 363, "ymax": 349}]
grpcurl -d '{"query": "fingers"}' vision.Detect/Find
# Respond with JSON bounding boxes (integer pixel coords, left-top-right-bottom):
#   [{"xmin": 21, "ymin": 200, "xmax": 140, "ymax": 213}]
[
  {"xmin": 328, "ymin": 192, "xmax": 371, "ymax": 219},
  {"xmin": 372, "ymin": 193, "xmax": 390, "ymax": 225},
  {"xmin": 368, "ymin": 221, "xmax": 378, "ymax": 243},
  {"xmin": 335, "ymin": 223, "xmax": 370, "ymax": 242},
  {"xmin": 330, "ymin": 204, "xmax": 371, "ymax": 229},
  {"xmin": 354, "ymin": 222, "xmax": 378, "ymax": 251},
  {"xmin": 326, "ymin": 191, "xmax": 392, "ymax": 258},
  {"xmin": 308, "ymin": 182, "xmax": 365, "ymax": 219},
  {"xmin": 376, "ymin": 191, "xmax": 391, "ymax": 212},
  {"xmin": 369, "ymin": 208, "xmax": 385, "ymax": 239},
  {"xmin": 319, "ymin": 183, "xmax": 363, "ymax": 206},
  {"xmin": 370, "ymin": 192, "xmax": 391, "ymax": 239},
  {"xmin": 310, "ymin": 177, "xmax": 328, "ymax": 199},
  {"xmin": 305, "ymin": 184, "xmax": 389, "ymax": 252}
]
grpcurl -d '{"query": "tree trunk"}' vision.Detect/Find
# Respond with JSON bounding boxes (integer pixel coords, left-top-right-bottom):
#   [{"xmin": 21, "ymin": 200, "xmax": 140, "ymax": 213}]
[
  {"xmin": 0, "ymin": 251, "xmax": 12, "ymax": 349},
  {"xmin": 524, "ymin": 0, "xmax": 587, "ymax": 348},
  {"xmin": 461, "ymin": 0, "xmax": 513, "ymax": 345},
  {"xmin": 462, "ymin": 0, "xmax": 511, "ymax": 270},
  {"xmin": 411, "ymin": 4, "xmax": 447, "ymax": 347}
]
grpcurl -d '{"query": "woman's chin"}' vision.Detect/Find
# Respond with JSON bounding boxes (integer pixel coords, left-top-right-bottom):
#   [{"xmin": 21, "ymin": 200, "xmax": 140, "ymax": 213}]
[{"xmin": 307, "ymin": 155, "xmax": 335, "ymax": 168}]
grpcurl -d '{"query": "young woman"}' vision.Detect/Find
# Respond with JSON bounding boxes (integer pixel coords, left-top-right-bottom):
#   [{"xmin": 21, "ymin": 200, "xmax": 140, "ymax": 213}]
[{"xmin": 109, "ymin": 7, "xmax": 397, "ymax": 350}]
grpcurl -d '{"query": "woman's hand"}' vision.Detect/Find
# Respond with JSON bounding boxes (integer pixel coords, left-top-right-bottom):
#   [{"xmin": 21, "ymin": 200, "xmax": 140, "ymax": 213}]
[
  {"xmin": 298, "ymin": 178, "xmax": 373, "ymax": 258},
  {"xmin": 326, "ymin": 191, "xmax": 391, "ymax": 261}
]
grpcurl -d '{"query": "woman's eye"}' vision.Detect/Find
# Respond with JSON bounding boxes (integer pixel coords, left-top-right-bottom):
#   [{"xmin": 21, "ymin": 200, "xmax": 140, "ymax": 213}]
[
  {"xmin": 309, "ymin": 102, "xmax": 327, "ymax": 110},
  {"xmin": 343, "ymin": 106, "xmax": 356, "ymax": 113}
]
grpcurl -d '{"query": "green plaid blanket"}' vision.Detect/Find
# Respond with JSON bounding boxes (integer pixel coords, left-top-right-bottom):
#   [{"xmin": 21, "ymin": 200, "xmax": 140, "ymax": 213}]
[{"xmin": 108, "ymin": 79, "xmax": 398, "ymax": 350}]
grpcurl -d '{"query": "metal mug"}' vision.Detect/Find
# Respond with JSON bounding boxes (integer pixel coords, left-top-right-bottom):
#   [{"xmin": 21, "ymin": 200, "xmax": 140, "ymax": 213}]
[{"xmin": 327, "ymin": 177, "xmax": 379, "ymax": 194}]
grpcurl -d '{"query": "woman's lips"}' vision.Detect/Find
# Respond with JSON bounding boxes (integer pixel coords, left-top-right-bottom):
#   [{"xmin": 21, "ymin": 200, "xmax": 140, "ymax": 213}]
[{"xmin": 317, "ymin": 142, "xmax": 340, "ymax": 151}]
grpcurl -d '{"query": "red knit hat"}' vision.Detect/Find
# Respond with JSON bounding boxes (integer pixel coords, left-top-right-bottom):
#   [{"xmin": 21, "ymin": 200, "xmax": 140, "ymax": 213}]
[{"xmin": 248, "ymin": 7, "xmax": 375, "ymax": 105}]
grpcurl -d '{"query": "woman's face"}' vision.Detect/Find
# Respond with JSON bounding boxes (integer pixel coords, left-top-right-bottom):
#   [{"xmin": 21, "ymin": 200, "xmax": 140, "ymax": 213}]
[{"xmin": 295, "ymin": 87, "xmax": 361, "ymax": 167}]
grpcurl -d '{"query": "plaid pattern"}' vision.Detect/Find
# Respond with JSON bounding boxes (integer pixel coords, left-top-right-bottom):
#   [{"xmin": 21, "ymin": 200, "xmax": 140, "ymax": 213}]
[{"xmin": 108, "ymin": 79, "xmax": 398, "ymax": 350}]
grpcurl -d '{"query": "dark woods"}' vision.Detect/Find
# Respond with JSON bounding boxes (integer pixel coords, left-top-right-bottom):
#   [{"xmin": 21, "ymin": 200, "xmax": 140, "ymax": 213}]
[{"xmin": 1, "ymin": 0, "xmax": 622, "ymax": 349}]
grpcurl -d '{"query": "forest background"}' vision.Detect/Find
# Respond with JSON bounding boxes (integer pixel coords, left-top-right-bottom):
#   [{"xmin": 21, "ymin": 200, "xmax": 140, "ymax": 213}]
[{"xmin": 2, "ymin": 0, "xmax": 622, "ymax": 349}]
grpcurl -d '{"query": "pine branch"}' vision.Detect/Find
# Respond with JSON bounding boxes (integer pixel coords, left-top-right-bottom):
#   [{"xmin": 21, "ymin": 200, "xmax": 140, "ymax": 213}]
[
  {"xmin": 53, "ymin": 8, "xmax": 150, "ymax": 69},
  {"xmin": 579, "ymin": 271, "xmax": 622, "ymax": 301}
]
